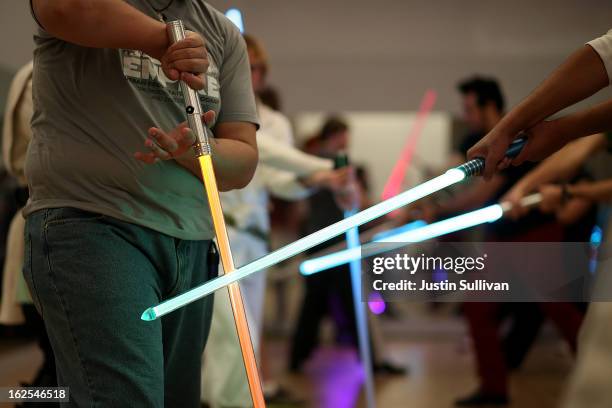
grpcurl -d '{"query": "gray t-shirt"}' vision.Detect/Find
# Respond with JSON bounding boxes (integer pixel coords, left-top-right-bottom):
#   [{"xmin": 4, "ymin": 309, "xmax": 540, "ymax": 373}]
[{"xmin": 25, "ymin": 1, "xmax": 258, "ymax": 240}]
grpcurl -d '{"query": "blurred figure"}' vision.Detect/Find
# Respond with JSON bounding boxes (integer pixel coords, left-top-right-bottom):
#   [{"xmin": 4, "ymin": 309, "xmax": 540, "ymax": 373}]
[
  {"xmin": 453, "ymin": 76, "xmax": 506, "ymax": 165},
  {"xmin": 464, "ymin": 28, "xmax": 612, "ymax": 407},
  {"xmin": 0, "ymin": 62, "xmax": 59, "ymax": 400},
  {"xmin": 289, "ymin": 118, "xmax": 354, "ymax": 372},
  {"xmin": 498, "ymin": 133, "xmax": 612, "ymax": 408},
  {"xmin": 405, "ymin": 76, "xmax": 589, "ymax": 406},
  {"xmin": 201, "ymin": 36, "xmax": 350, "ymax": 408}
]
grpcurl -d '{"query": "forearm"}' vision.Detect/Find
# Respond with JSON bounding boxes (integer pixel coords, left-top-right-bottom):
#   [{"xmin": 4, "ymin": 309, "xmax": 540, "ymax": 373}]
[
  {"xmin": 514, "ymin": 134, "xmax": 606, "ymax": 192},
  {"xmin": 497, "ymin": 46, "xmax": 608, "ymax": 135},
  {"xmin": 555, "ymin": 197, "xmax": 593, "ymax": 225},
  {"xmin": 436, "ymin": 177, "xmax": 504, "ymax": 216},
  {"xmin": 568, "ymin": 179, "xmax": 612, "ymax": 202},
  {"xmin": 32, "ymin": 0, "xmax": 167, "ymax": 58},
  {"xmin": 552, "ymin": 101, "xmax": 612, "ymax": 143},
  {"xmin": 266, "ymin": 170, "xmax": 311, "ymax": 201},
  {"xmin": 257, "ymin": 137, "xmax": 332, "ymax": 176}
]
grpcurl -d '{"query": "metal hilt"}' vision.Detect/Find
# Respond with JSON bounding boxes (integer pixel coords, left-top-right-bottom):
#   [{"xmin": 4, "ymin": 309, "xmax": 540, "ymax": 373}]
[
  {"xmin": 334, "ymin": 151, "xmax": 350, "ymax": 169},
  {"xmin": 500, "ymin": 193, "xmax": 542, "ymax": 212},
  {"xmin": 166, "ymin": 20, "xmax": 211, "ymax": 157},
  {"xmin": 456, "ymin": 137, "xmax": 527, "ymax": 177}
]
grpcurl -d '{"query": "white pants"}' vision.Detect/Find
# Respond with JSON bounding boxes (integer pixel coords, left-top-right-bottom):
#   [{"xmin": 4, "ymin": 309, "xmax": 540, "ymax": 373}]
[{"xmin": 201, "ymin": 227, "xmax": 268, "ymax": 408}]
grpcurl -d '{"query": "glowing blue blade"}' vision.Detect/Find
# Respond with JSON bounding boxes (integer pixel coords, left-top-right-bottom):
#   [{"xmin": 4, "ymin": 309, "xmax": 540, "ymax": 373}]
[
  {"xmin": 142, "ymin": 170, "xmax": 465, "ymax": 320},
  {"xmin": 299, "ymin": 204, "xmax": 504, "ymax": 275},
  {"xmin": 299, "ymin": 220, "xmax": 427, "ymax": 275},
  {"xmin": 344, "ymin": 209, "xmax": 376, "ymax": 408},
  {"xmin": 382, "ymin": 204, "xmax": 503, "ymax": 243},
  {"xmin": 371, "ymin": 220, "xmax": 428, "ymax": 241},
  {"xmin": 225, "ymin": 8, "xmax": 245, "ymax": 33}
]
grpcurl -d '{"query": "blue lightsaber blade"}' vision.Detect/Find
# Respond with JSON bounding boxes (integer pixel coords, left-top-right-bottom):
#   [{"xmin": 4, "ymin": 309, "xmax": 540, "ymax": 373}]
[
  {"xmin": 141, "ymin": 139, "xmax": 525, "ymax": 321},
  {"xmin": 345, "ymin": 208, "xmax": 376, "ymax": 408},
  {"xmin": 299, "ymin": 193, "xmax": 542, "ymax": 275}
]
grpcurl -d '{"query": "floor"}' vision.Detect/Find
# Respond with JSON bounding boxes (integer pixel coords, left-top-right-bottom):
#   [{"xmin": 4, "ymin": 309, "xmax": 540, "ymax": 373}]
[
  {"xmin": 263, "ymin": 330, "xmax": 572, "ymax": 408},
  {"xmin": 0, "ymin": 314, "xmax": 573, "ymax": 408}
]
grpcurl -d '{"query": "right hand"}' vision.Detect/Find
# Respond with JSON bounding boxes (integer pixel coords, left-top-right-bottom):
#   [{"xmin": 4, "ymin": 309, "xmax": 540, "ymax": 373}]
[
  {"xmin": 305, "ymin": 167, "xmax": 352, "ymax": 191},
  {"xmin": 511, "ymin": 120, "xmax": 571, "ymax": 167},
  {"xmin": 538, "ymin": 184, "xmax": 564, "ymax": 214},
  {"xmin": 500, "ymin": 183, "xmax": 531, "ymax": 220},
  {"xmin": 157, "ymin": 31, "xmax": 209, "ymax": 90},
  {"xmin": 467, "ymin": 125, "xmax": 520, "ymax": 180}
]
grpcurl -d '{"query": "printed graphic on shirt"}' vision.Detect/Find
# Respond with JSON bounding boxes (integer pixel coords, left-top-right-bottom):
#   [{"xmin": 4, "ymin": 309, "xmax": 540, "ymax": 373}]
[{"xmin": 120, "ymin": 49, "xmax": 220, "ymax": 114}]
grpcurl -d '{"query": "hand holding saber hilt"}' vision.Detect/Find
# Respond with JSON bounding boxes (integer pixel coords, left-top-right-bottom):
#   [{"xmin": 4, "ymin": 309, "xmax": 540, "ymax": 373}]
[
  {"xmin": 500, "ymin": 192, "xmax": 542, "ymax": 213},
  {"xmin": 456, "ymin": 137, "xmax": 527, "ymax": 177},
  {"xmin": 165, "ymin": 20, "xmax": 265, "ymax": 407},
  {"xmin": 166, "ymin": 20, "xmax": 211, "ymax": 157}
]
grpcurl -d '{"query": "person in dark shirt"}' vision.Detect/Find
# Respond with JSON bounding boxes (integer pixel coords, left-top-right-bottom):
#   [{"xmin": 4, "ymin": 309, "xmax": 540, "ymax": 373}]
[{"xmin": 289, "ymin": 117, "xmax": 356, "ymax": 372}]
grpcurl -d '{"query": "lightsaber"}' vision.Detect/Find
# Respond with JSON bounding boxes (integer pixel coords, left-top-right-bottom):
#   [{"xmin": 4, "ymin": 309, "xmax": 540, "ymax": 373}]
[
  {"xmin": 141, "ymin": 138, "xmax": 526, "ymax": 320},
  {"xmin": 163, "ymin": 21, "xmax": 264, "ymax": 407},
  {"xmin": 299, "ymin": 193, "xmax": 542, "ymax": 275},
  {"xmin": 336, "ymin": 153, "xmax": 376, "ymax": 408},
  {"xmin": 381, "ymin": 90, "xmax": 437, "ymax": 201},
  {"xmin": 346, "ymin": 214, "xmax": 376, "ymax": 408}
]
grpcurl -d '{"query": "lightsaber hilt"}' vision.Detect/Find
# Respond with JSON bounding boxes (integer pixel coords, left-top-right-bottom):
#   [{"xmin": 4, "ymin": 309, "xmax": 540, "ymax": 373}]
[
  {"xmin": 456, "ymin": 137, "xmax": 526, "ymax": 177},
  {"xmin": 500, "ymin": 193, "xmax": 542, "ymax": 212},
  {"xmin": 334, "ymin": 151, "xmax": 350, "ymax": 169},
  {"xmin": 166, "ymin": 20, "xmax": 211, "ymax": 157}
]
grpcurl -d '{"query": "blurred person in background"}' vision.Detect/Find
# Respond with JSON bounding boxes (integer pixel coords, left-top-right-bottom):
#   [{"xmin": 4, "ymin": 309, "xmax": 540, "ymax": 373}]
[
  {"xmin": 499, "ymin": 133, "xmax": 612, "ymax": 408},
  {"xmin": 465, "ymin": 28, "xmax": 612, "ymax": 408},
  {"xmin": 1, "ymin": 62, "xmax": 59, "ymax": 405},
  {"xmin": 289, "ymin": 117, "xmax": 357, "ymax": 372},
  {"xmin": 289, "ymin": 117, "xmax": 407, "ymax": 376},
  {"xmin": 404, "ymin": 76, "xmax": 590, "ymax": 406}
]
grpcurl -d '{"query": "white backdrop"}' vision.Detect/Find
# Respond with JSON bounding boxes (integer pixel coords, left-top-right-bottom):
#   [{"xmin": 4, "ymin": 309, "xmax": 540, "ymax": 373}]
[{"xmin": 293, "ymin": 112, "xmax": 451, "ymax": 199}]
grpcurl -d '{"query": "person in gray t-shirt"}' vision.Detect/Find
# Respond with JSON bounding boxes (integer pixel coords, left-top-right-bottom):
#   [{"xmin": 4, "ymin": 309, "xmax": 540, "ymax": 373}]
[{"xmin": 23, "ymin": 1, "xmax": 259, "ymax": 406}]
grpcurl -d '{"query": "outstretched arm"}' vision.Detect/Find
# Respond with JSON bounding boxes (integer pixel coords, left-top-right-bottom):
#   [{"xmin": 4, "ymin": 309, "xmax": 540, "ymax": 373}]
[
  {"xmin": 468, "ymin": 41, "xmax": 609, "ymax": 178},
  {"xmin": 31, "ymin": 0, "xmax": 207, "ymax": 89}
]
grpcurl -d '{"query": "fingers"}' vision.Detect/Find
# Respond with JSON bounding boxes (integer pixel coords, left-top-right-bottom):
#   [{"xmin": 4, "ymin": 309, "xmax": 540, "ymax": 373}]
[
  {"xmin": 181, "ymin": 72, "xmax": 206, "ymax": 91},
  {"xmin": 172, "ymin": 58, "xmax": 209, "ymax": 75},
  {"xmin": 166, "ymin": 32, "xmax": 205, "ymax": 55},
  {"xmin": 482, "ymin": 145, "xmax": 505, "ymax": 179},
  {"xmin": 134, "ymin": 151, "xmax": 158, "ymax": 164},
  {"xmin": 163, "ymin": 31, "xmax": 209, "ymax": 90},
  {"xmin": 466, "ymin": 142, "xmax": 495, "ymax": 179},
  {"xmin": 149, "ymin": 128, "xmax": 178, "ymax": 155},
  {"xmin": 202, "ymin": 110, "xmax": 216, "ymax": 126},
  {"xmin": 496, "ymin": 157, "xmax": 512, "ymax": 171},
  {"xmin": 144, "ymin": 138, "xmax": 172, "ymax": 160},
  {"xmin": 165, "ymin": 47, "xmax": 207, "ymax": 65},
  {"xmin": 511, "ymin": 143, "xmax": 530, "ymax": 166}
]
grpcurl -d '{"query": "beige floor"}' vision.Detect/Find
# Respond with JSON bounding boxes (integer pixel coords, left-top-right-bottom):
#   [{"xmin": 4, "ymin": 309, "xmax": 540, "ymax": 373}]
[
  {"xmin": 263, "ymin": 335, "xmax": 572, "ymax": 408},
  {"xmin": 0, "ymin": 316, "xmax": 573, "ymax": 408}
]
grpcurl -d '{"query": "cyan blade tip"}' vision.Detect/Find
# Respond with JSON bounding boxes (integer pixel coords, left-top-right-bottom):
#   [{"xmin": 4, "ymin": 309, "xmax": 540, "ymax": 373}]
[{"xmin": 141, "ymin": 308, "xmax": 157, "ymax": 321}]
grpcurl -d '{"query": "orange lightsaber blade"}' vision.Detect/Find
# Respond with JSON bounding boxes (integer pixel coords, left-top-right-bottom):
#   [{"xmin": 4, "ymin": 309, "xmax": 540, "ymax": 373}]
[{"xmin": 161, "ymin": 20, "xmax": 265, "ymax": 408}]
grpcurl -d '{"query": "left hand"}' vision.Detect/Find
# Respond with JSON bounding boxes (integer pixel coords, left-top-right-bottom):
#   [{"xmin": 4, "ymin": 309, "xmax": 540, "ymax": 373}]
[
  {"xmin": 511, "ymin": 120, "xmax": 572, "ymax": 167},
  {"xmin": 135, "ymin": 111, "xmax": 215, "ymax": 163},
  {"xmin": 305, "ymin": 167, "xmax": 352, "ymax": 191},
  {"xmin": 161, "ymin": 31, "xmax": 209, "ymax": 91},
  {"xmin": 500, "ymin": 182, "xmax": 532, "ymax": 220},
  {"xmin": 538, "ymin": 184, "xmax": 563, "ymax": 213}
]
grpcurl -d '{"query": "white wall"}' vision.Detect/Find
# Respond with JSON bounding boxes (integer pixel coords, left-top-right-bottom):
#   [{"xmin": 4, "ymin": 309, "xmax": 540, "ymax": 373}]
[
  {"xmin": 207, "ymin": 0, "xmax": 612, "ymax": 115},
  {"xmin": 2, "ymin": 1, "xmax": 611, "ymax": 115},
  {"xmin": 293, "ymin": 112, "xmax": 451, "ymax": 198}
]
